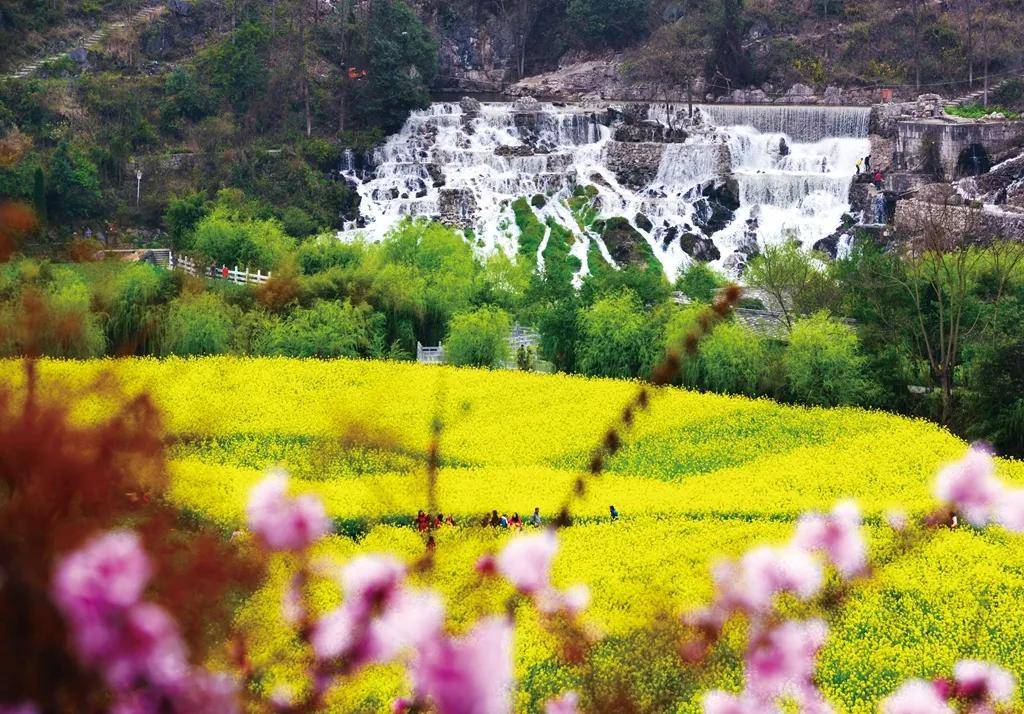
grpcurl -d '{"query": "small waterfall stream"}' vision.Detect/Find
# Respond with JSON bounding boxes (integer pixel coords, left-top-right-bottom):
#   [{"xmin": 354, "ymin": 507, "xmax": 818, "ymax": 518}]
[{"xmin": 341, "ymin": 101, "xmax": 871, "ymax": 279}]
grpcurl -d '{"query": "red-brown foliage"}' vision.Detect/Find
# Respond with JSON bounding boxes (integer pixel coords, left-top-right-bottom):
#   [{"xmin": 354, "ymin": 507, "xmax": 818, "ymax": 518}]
[{"xmin": 0, "ymin": 360, "xmax": 264, "ymax": 709}]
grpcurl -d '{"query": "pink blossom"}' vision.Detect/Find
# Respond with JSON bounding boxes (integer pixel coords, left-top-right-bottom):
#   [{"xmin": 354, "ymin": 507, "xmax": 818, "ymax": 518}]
[
  {"xmin": 340, "ymin": 554, "xmax": 406, "ymax": 616},
  {"xmin": 536, "ymin": 584, "xmax": 590, "ymax": 616},
  {"xmin": 411, "ymin": 616, "xmax": 514, "ymax": 714},
  {"xmin": 364, "ymin": 590, "xmax": 445, "ymax": 665},
  {"xmin": 995, "ymin": 489, "xmax": 1024, "ymax": 533},
  {"xmin": 793, "ymin": 501, "xmax": 867, "ymax": 578},
  {"xmin": 953, "ymin": 660, "xmax": 1016, "ymax": 703},
  {"xmin": 310, "ymin": 605, "xmax": 357, "ymax": 661},
  {"xmin": 933, "ymin": 446, "xmax": 1004, "ymax": 526},
  {"xmin": 745, "ymin": 619, "xmax": 829, "ymax": 707},
  {"xmin": 52, "ymin": 531, "xmax": 151, "ymax": 623},
  {"xmin": 497, "ymin": 531, "xmax": 558, "ymax": 595},
  {"xmin": 391, "ymin": 698, "xmax": 413, "ymax": 714},
  {"xmin": 702, "ymin": 691, "xmax": 777, "ymax": 714},
  {"xmin": 731, "ymin": 546, "xmax": 823, "ymax": 613},
  {"xmin": 881, "ymin": 680, "xmax": 954, "ymax": 714},
  {"xmin": 246, "ymin": 471, "xmax": 329, "ymax": 552},
  {"xmin": 544, "ymin": 691, "xmax": 579, "ymax": 714},
  {"xmin": 100, "ymin": 602, "xmax": 189, "ymax": 692}
]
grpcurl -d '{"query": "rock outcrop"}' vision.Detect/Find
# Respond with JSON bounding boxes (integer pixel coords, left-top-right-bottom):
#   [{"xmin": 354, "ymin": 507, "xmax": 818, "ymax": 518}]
[{"xmin": 605, "ymin": 141, "xmax": 665, "ymax": 189}]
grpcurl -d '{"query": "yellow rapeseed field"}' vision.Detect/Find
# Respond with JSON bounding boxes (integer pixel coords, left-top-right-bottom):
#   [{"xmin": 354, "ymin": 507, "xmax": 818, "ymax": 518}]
[{"xmin": 5, "ymin": 357, "xmax": 1024, "ymax": 712}]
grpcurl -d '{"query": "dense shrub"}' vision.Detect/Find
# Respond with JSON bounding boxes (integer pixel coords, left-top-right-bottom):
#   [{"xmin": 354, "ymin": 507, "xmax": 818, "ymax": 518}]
[
  {"xmin": 191, "ymin": 211, "xmax": 294, "ymax": 272},
  {"xmin": 97, "ymin": 263, "xmax": 172, "ymax": 355},
  {"xmin": 577, "ymin": 290, "xmax": 660, "ymax": 378},
  {"xmin": 676, "ymin": 262, "xmax": 725, "ymax": 303},
  {"xmin": 164, "ymin": 192, "xmax": 210, "ymax": 250},
  {"xmin": 257, "ymin": 300, "xmax": 384, "ymax": 359},
  {"xmin": 445, "ymin": 307, "xmax": 512, "ymax": 368},
  {"xmin": 567, "ymin": 0, "xmax": 648, "ymax": 49},
  {"xmin": 697, "ymin": 321, "xmax": 767, "ymax": 396},
  {"xmin": 160, "ymin": 292, "xmax": 238, "ymax": 356},
  {"xmin": 785, "ymin": 312, "xmax": 874, "ymax": 407}
]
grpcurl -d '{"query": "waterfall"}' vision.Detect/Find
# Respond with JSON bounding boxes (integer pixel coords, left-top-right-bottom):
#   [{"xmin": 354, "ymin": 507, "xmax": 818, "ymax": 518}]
[
  {"xmin": 699, "ymin": 105, "xmax": 870, "ymax": 142},
  {"xmin": 340, "ymin": 100, "xmax": 871, "ymax": 279}
]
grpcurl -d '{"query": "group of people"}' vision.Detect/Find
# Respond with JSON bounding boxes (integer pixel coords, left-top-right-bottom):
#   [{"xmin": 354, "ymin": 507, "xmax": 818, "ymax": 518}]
[
  {"xmin": 855, "ymin": 155, "xmax": 885, "ymax": 188},
  {"xmin": 412, "ymin": 505, "xmax": 622, "ymax": 531},
  {"xmin": 414, "ymin": 510, "xmax": 456, "ymax": 531},
  {"xmin": 481, "ymin": 508, "xmax": 543, "ymax": 529}
]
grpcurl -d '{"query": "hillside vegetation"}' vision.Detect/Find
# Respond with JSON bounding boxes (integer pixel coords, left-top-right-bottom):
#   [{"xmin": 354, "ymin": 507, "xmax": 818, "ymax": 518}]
[{"xmin": 6, "ymin": 356, "xmax": 1024, "ymax": 711}]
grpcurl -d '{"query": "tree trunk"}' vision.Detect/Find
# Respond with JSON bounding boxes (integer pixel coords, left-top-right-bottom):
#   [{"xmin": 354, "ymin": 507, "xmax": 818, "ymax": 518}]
[{"xmin": 940, "ymin": 369, "xmax": 953, "ymax": 425}]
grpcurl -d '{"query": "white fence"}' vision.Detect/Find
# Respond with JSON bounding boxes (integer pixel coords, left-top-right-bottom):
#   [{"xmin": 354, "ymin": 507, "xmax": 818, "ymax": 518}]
[
  {"xmin": 102, "ymin": 248, "xmax": 273, "ymax": 286},
  {"xmin": 171, "ymin": 253, "xmax": 272, "ymax": 286},
  {"xmin": 417, "ymin": 324, "xmax": 541, "ymax": 366}
]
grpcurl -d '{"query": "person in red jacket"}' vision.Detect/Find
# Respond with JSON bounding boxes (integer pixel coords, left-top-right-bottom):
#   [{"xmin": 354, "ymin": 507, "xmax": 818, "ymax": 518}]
[{"xmin": 415, "ymin": 510, "xmax": 429, "ymax": 532}]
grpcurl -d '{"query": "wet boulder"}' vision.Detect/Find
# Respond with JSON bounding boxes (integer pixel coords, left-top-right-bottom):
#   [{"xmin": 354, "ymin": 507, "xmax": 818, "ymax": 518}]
[
  {"xmin": 634, "ymin": 213, "xmax": 653, "ymax": 232},
  {"xmin": 601, "ymin": 217, "xmax": 653, "ymax": 268},
  {"xmin": 679, "ymin": 233, "xmax": 721, "ymax": 262}
]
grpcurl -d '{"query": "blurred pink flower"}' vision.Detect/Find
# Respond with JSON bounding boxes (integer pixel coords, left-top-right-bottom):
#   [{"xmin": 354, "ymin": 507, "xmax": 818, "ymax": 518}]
[
  {"xmin": 881, "ymin": 680, "xmax": 953, "ymax": 714},
  {"xmin": 101, "ymin": 602, "xmax": 189, "ymax": 692},
  {"xmin": 934, "ymin": 446, "xmax": 1003, "ymax": 526},
  {"xmin": 364, "ymin": 590, "xmax": 445, "ymax": 665},
  {"xmin": 703, "ymin": 691, "xmax": 776, "ymax": 714},
  {"xmin": 731, "ymin": 546, "xmax": 823, "ymax": 613},
  {"xmin": 340, "ymin": 554, "xmax": 406, "ymax": 616},
  {"xmin": 310, "ymin": 605, "xmax": 356, "ymax": 661},
  {"xmin": 995, "ymin": 489, "xmax": 1024, "ymax": 533},
  {"xmin": 497, "ymin": 531, "xmax": 558, "ymax": 595},
  {"xmin": 793, "ymin": 501, "xmax": 867, "ymax": 578},
  {"xmin": 53, "ymin": 530, "xmax": 151, "ymax": 622},
  {"xmin": 745, "ymin": 619, "xmax": 829, "ymax": 707},
  {"xmin": 953, "ymin": 660, "xmax": 1016, "ymax": 703},
  {"xmin": 312, "ymin": 563, "xmax": 443, "ymax": 669},
  {"xmin": 544, "ymin": 691, "xmax": 579, "ymax": 714},
  {"xmin": 411, "ymin": 616, "xmax": 514, "ymax": 714},
  {"xmin": 246, "ymin": 471, "xmax": 329, "ymax": 552}
]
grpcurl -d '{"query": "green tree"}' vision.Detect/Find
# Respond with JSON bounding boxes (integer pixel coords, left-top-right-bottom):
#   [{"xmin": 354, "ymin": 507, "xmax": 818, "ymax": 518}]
[
  {"xmin": 577, "ymin": 290, "xmax": 660, "ymax": 379},
  {"xmin": 676, "ymin": 262, "xmax": 725, "ymax": 303},
  {"xmin": 258, "ymin": 300, "xmax": 385, "ymax": 359},
  {"xmin": 706, "ymin": 0, "xmax": 753, "ymax": 89},
  {"xmin": 567, "ymin": 0, "xmax": 648, "ymax": 49},
  {"xmin": 160, "ymin": 293, "xmax": 239, "ymax": 357},
  {"xmin": 47, "ymin": 140, "xmax": 101, "ymax": 221},
  {"xmin": 444, "ymin": 307, "xmax": 513, "ymax": 369},
  {"xmin": 961, "ymin": 284, "xmax": 1024, "ymax": 456},
  {"xmin": 785, "ymin": 312, "xmax": 874, "ymax": 407},
  {"xmin": 191, "ymin": 210, "xmax": 294, "ymax": 271},
  {"xmin": 198, "ymin": 22, "xmax": 270, "ymax": 113},
  {"xmin": 164, "ymin": 192, "xmax": 210, "ymax": 250},
  {"xmin": 745, "ymin": 240, "xmax": 826, "ymax": 329},
  {"xmin": 349, "ymin": 0, "xmax": 437, "ymax": 133},
  {"xmin": 698, "ymin": 321, "xmax": 767, "ymax": 396},
  {"xmin": 31, "ymin": 166, "xmax": 45, "ymax": 222}
]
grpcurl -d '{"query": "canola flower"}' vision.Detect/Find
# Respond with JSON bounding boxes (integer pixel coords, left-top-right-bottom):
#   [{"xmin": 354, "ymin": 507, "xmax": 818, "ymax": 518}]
[
  {"xmin": 37, "ymin": 449, "xmax": 1024, "ymax": 714},
  {"xmin": 4, "ymin": 358, "xmax": 1024, "ymax": 711}
]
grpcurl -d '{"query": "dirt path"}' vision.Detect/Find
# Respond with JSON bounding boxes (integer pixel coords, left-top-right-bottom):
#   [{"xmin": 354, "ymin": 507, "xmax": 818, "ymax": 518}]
[{"xmin": 4, "ymin": 3, "xmax": 166, "ymax": 81}]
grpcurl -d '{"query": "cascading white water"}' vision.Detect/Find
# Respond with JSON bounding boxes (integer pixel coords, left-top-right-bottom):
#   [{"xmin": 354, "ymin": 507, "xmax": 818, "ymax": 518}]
[{"xmin": 341, "ymin": 101, "xmax": 871, "ymax": 279}]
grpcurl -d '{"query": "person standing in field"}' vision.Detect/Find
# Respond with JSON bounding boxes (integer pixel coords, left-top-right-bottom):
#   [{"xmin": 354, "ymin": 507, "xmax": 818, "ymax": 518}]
[
  {"xmin": 490, "ymin": 510, "xmax": 501, "ymax": 528},
  {"xmin": 416, "ymin": 510, "xmax": 429, "ymax": 532},
  {"xmin": 510, "ymin": 512, "xmax": 522, "ymax": 530},
  {"xmin": 499, "ymin": 513, "xmax": 510, "ymax": 528},
  {"xmin": 609, "ymin": 505, "xmax": 619, "ymax": 521},
  {"xmin": 529, "ymin": 507, "xmax": 542, "ymax": 527}
]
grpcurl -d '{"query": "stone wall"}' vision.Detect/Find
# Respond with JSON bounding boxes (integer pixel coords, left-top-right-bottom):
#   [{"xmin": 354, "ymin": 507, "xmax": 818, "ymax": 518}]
[
  {"xmin": 893, "ymin": 119, "xmax": 1024, "ymax": 181},
  {"xmin": 893, "ymin": 197, "xmax": 1024, "ymax": 240}
]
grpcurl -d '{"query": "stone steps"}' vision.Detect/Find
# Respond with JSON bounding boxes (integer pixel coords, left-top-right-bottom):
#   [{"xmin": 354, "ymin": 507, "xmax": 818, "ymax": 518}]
[{"xmin": 4, "ymin": 3, "xmax": 165, "ymax": 81}]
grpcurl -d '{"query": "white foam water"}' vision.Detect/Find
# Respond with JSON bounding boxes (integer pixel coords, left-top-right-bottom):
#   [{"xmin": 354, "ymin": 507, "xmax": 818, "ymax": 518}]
[{"xmin": 340, "ymin": 102, "xmax": 871, "ymax": 280}]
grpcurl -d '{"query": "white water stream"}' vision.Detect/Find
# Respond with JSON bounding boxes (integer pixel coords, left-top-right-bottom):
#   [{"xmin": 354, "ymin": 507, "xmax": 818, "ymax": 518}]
[{"xmin": 340, "ymin": 102, "xmax": 871, "ymax": 279}]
